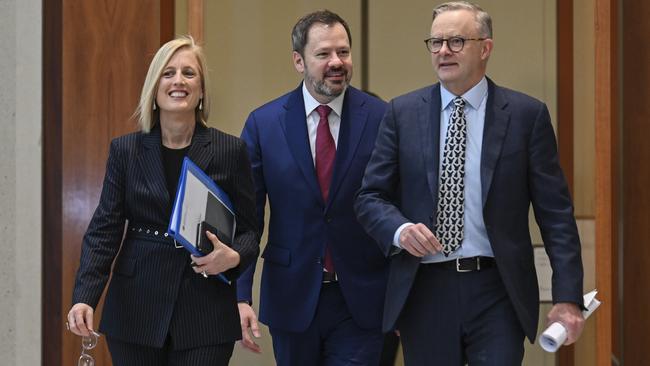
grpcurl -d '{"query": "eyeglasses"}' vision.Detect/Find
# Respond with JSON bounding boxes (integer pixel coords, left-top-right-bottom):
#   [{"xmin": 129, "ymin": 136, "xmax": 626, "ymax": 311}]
[
  {"xmin": 78, "ymin": 331, "xmax": 101, "ymax": 366},
  {"xmin": 424, "ymin": 36, "xmax": 487, "ymax": 53}
]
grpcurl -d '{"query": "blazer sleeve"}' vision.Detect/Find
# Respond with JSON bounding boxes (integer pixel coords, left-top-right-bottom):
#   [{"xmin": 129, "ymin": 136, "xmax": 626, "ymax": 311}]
[
  {"xmin": 528, "ymin": 103, "xmax": 584, "ymax": 305},
  {"xmin": 222, "ymin": 136, "xmax": 260, "ymax": 283},
  {"xmin": 354, "ymin": 100, "xmax": 411, "ymax": 256},
  {"xmin": 236, "ymin": 112, "xmax": 267, "ymax": 303},
  {"xmin": 71, "ymin": 139, "xmax": 127, "ymax": 308}
]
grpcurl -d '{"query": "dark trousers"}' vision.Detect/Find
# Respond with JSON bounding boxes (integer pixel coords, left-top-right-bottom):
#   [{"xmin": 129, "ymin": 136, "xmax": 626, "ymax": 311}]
[
  {"xmin": 269, "ymin": 282, "xmax": 384, "ymax": 366},
  {"xmin": 398, "ymin": 264, "xmax": 525, "ymax": 366},
  {"xmin": 106, "ymin": 335, "xmax": 234, "ymax": 366},
  {"xmin": 379, "ymin": 331, "xmax": 400, "ymax": 366}
]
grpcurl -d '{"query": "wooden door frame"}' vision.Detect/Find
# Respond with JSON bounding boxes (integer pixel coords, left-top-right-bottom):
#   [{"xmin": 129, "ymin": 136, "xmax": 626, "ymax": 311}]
[
  {"xmin": 42, "ymin": 1, "xmax": 175, "ymax": 365},
  {"xmin": 556, "ymin": 0, "xmax": 574, "ymax": 363},
  {"xmin": 594, "ymin": 0, "xmax": 619, "ymax": 364}
]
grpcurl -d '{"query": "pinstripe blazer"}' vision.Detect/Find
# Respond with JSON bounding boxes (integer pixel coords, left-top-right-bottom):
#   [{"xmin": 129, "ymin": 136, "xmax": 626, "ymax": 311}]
[{"xmin": 71, "ymin": 123, "xmax": 259, "ymax": 349}]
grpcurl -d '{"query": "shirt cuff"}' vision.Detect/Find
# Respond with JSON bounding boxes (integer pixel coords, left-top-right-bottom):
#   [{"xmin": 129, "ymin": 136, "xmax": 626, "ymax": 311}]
[{"xmin": 393, "ymin": 222, "xmax": 414, "ymax": 249}]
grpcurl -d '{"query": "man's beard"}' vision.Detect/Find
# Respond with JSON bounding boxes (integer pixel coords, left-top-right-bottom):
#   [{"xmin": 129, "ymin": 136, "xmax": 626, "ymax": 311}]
[{"xmin": 305, "ymin": 68, "xmax": 349, "ymax": 99}]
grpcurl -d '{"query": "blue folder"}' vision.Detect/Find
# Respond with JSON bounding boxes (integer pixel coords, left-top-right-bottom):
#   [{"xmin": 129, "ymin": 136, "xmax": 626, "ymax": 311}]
[{"xmin": 168, "ymin": 157, "xmax": 236, "ymax": 283}]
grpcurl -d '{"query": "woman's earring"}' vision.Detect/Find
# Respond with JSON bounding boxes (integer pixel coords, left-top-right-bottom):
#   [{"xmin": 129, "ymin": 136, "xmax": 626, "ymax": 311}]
[
  {"xmin": 198, "ymin": 98, "xmax": 203, "ymax": 111},
  {"xmin": 153, "ymin": 100, "xmax": 157, "ymax": 111}
]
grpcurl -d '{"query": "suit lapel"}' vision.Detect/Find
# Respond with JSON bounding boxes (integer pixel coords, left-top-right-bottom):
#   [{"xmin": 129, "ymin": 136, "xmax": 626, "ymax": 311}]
[
  {"xmin": 138, "ymin": 125, "xmax": 170, "ymax": 213},
  {"xmin": 421, "ymin": 85, "xmax": 442, "ymax": 205},
  {"xmin": 186, "ymin": 123, "xmax": 212, "ymax": 173},
  {"xmin": 481, "ymin": 80, "xmax": 511, "ymax": 206},
  {"xmin": 327, "ymin": 88, "xmax": 368, "ymax": 209},
  {"xmin": 280, "ymin": 86, "xmax": 324, "ymax": 204}
]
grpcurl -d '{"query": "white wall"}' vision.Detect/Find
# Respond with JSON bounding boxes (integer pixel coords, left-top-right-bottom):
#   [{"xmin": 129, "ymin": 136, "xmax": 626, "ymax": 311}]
[{"xmin": 0, "ymin": 0, "xmax": 42, "ymax": 364}]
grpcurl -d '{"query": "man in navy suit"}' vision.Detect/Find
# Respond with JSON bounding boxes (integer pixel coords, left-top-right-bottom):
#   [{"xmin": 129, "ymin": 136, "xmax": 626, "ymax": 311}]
[
  {"xmin": 236, "ymin": 10, "xmax": 388, "ymax": 366},
  {"xmin": 355, "ymin": 2, "xmax": 585, "ymax": 365}
]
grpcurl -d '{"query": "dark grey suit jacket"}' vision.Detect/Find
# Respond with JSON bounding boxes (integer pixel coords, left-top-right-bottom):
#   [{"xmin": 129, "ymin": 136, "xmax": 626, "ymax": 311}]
[
  {"xmin": 72, "ymin": 123, "xmax": 259, "ymax": 349},
  {"xmin": 355, "ymin": 79, "xmax": 583, "ymax": 341}
]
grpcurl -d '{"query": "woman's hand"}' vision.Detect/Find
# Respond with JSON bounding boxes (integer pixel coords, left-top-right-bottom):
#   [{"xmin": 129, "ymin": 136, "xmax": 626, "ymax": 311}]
[
  {"xmin": 191, "ymin": 230, "xmax": 240, "ymax": 276},
  {"xmin": 67, "ymin": 303, "xmax": 94, "ymax": 337}
]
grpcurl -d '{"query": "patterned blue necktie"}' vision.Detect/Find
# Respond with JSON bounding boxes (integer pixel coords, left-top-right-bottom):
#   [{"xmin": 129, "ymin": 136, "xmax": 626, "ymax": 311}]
[{"xmin": 435, "ymin": 97, "xmax": 467, "ymax": 256}]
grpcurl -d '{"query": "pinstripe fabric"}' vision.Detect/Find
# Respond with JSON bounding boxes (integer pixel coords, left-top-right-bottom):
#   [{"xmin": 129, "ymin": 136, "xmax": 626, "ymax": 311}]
[
  {"xmin": 106, "ymin": 336, "xmax": 234, "ymax": 366},
  {"xmin": 71, "ymin": 123, "xmax": 260, "ymax": 351}
]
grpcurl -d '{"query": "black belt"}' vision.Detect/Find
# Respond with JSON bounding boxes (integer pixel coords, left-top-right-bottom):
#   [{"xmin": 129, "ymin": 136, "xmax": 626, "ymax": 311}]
[
  {"xmin": 425, "ymin": 256, "xmax": 495, "ymax": 272},
  {"xmin": 125, "ymin": 222, "xmax": 177, "ymax": 246}
]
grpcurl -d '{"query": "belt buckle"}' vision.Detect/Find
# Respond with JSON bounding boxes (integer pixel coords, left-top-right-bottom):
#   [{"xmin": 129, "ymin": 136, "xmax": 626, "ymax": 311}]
[
  {"xmin": 456, "ymin": 257, "xmax": 476, "ymax": 272},
  {"xmin": 322, "ymin": 271, "xmax": 338, "ymax": 283}
]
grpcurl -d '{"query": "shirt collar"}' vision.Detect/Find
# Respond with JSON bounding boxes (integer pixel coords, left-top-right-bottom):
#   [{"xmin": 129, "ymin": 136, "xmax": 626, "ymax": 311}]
[
  {"xmin": 440, "ymin": 77, "xmax": 488, "ymax": 111},
  {"xmin": 302, "ymin": 82, "xmax": 345, "ymax": 117}
]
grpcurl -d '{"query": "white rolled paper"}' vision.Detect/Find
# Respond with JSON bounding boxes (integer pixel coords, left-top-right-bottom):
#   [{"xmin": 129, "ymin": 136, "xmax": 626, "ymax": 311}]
[
  {"xmin": 539, "ymin": 289, "xmax": 601, "ymax": 353},
  {"xmin": 540, "ymin": 322, "xmax": 568, "ymax": 352}
]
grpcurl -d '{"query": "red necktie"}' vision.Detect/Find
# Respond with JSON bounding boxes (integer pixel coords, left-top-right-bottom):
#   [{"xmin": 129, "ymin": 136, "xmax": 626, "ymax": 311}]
[{"xmin": 315, "ymin": 105, "xmax": 336, "ymax": 273}]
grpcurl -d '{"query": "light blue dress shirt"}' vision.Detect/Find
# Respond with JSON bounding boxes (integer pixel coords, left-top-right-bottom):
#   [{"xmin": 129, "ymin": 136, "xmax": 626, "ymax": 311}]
[{"xmin": 393, "ymin": 77, "xmax": 494, "ymax": 262}]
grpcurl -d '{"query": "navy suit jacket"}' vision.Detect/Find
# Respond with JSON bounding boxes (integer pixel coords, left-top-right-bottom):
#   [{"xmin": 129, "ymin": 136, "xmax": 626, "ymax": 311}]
[
  {"xmin": 355, "ymin": 79, "xmax": 583, "ymax": 341},
  {"xmin": 236, "ymin": 85, "xmax": 389, "ymax": 332},
  {"xmin": 72, "ymin": 123, "xmax": 259, "ymax": 349}
]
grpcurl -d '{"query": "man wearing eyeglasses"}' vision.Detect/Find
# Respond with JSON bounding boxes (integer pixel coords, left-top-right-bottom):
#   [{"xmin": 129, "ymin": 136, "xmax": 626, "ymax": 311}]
[{"xmin": 355, "ymin": 2, "xmax": 585, "ymax": 364}]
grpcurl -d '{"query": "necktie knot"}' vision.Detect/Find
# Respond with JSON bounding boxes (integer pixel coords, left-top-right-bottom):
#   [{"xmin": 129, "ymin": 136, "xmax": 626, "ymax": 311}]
[
  {"xmin": 453, "ymin": 97, "xmax": 466, "ymax": 109},
  {"xmin": 316, "ymin": 105, "xmax": 332, "ymax": 120}
]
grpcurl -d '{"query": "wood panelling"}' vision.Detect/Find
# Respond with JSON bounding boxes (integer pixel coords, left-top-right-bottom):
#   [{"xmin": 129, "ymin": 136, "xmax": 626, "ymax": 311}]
[
  {"xmin": 161, "ymin": 0, "xmax": 176, "ymax": 44},
  {"xmin": 188, "ymin": 0, "xmax": 204, "ymax": 44},
  {"xmin": 594, "ymin": 0, "xmax": 619, "ymax": 364},
  {"xmin": 360, "ymin": 0, "xmax": 369, "ymax": 91},
  {"xmin": 42, "ymin": 0, "xmax": 63, "ymax": 364},
  {"xmin": 43, "ymin": 1, "xmax": 174, "ymax": 365},
  {"xmin": 556, "ymin": 2, "xmax": 574, "ymax": 364},
  {"xmin": 622, "ymin": 1, "xmax": 650, "ymax": 364}
]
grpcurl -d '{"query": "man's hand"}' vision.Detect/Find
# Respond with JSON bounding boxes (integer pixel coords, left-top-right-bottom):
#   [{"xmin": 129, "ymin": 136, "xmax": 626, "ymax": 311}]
[
  {"xmin": 238, "ymin": 302, "xmax": 262, "ymax": 353},
  {"xmin": 547, "ymin": 302, "xmax": 585, "ymax": 345},
  {"xmin": 399, "ymin": 223, "xmax": 443, "ymax": 257}
]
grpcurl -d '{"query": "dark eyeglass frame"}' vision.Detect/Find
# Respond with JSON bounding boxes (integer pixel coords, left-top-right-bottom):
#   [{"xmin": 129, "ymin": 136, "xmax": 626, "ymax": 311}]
[{"xmin": 424, "ymin": 36, "xmax": 487, "ymax": 53}]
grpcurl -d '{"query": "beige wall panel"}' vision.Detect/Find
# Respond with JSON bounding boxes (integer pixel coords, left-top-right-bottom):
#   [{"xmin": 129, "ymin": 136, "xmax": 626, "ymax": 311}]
[
  {"xmin": 573, "ymin": 0, "xmax": 595, "ymax": 217},
  {"xmin": 367, "ymin": 1, "xmax": 436, "ymax": 99},
  {"xmin": 175, "ymin": 0, "xmax": 188, "ymax": 35}
]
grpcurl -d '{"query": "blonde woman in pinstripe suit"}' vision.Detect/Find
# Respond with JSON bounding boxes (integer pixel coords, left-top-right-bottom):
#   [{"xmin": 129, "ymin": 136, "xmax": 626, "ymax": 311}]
[{"xmin": 66, "ymin": 36, "xmax": 260, "ymax": 366}]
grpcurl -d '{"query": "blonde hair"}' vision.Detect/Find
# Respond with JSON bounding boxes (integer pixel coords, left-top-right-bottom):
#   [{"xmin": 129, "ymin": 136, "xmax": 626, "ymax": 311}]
[{"xmin": 135, "ymin": 36, "xmax": 211, "ymax": 132}]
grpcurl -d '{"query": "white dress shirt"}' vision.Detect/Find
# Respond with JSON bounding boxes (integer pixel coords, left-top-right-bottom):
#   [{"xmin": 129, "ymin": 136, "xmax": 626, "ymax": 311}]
[{"xmin": 302, "ymin": 82, "xmax": 345, "ymax": 163}]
